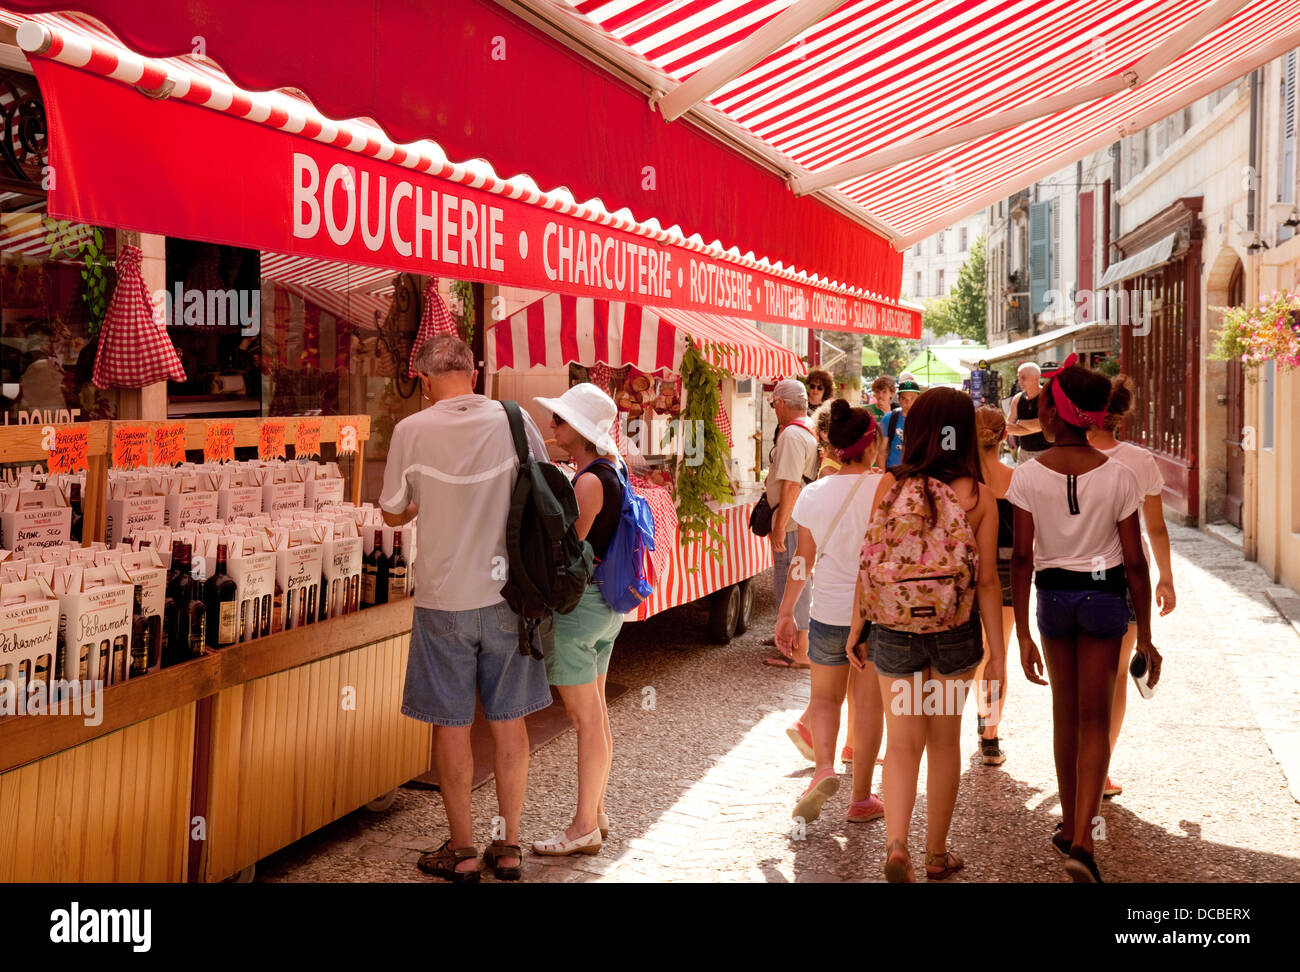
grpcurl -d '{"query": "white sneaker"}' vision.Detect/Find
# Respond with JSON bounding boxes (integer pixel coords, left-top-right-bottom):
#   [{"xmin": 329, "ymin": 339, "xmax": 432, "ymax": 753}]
[{"xmin": 532, "ymin": 827, "xmax": 602, "ymax": 856}]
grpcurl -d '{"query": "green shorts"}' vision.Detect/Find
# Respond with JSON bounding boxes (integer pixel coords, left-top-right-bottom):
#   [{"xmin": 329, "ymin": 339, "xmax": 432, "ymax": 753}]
[{"xmin": 546, "ymin": 584, "xmax": 625, "ymax": 686}]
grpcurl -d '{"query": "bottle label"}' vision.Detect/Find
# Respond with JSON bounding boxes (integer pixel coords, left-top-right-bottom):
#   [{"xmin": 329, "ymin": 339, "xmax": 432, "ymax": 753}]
[
  {"xmin": 219, "ymin": 602, "xmax": 238, "ymax": 646},
  {"xmin": 362, "ymin": 569, "xmax": 376, "ymax": 605},
  {"xmin": 191, "ymin": 617, "xmax": 206, "ymax": 656},
  {"xmin": 389, "ymin": 568, "xmax": 407, "ymax": 599}
]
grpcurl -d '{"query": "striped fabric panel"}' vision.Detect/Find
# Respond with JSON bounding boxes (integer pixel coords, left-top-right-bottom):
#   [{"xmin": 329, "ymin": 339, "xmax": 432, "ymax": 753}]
[{"xmin": 561, "ymin": 0, "xmax": 1300, "ymax": 238}]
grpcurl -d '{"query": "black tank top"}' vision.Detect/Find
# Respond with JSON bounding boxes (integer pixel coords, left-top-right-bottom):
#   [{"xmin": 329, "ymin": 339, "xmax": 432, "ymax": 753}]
[
  {"xmin": 1015, "ymin": 391, "xmax": 1050, "ymax": 452},
  {"xmin": 996, "ymin": 497, "xmax": 1014, "ymax": 558},
  {"xmin": 576, "ymin": 460, "xmax": 624, "ymax": 562}
]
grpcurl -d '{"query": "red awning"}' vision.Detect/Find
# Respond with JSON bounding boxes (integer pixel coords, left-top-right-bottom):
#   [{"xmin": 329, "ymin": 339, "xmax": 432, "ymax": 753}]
[
  {"xmin": 488, "ymin": 293, "xmax": 805, "ymax": 379},
  {"xmin": 11, "ymin": 11, "xmax": 919, "ymax": 336},
  {"xmin": 0, "ymin": 0, "xmax": 898, "ymax": 296}
]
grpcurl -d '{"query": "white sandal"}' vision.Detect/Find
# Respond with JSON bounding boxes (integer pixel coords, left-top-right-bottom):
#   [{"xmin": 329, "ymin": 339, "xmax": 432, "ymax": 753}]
[
  {"xmin": 532, "ymin": 827, "xmax": 602, "ymax": 856},
  {"xmin": 598, "ymin": 811, "xmax": 610, "ymax": 839}
]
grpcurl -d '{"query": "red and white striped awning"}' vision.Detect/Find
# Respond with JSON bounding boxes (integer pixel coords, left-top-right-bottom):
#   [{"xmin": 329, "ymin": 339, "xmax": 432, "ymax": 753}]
[
  {"xmin": 259, "ymin": 252, "xmax": 396, "ymax": 294},
  {"xmin": 488, "ymin": 293, "xmax": 804, "ymax": 379},
  {"xmin": 268, "ymin": 280, "xmax": 391, "ymax": 331},
  {"xmin": 553, "ymin": 0, "xmax": 1300, "ymax": 244}
]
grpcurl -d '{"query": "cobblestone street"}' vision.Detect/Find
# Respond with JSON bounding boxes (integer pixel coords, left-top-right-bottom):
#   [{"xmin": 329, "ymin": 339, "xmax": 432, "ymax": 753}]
[{"xmin": 261, "ymin": 523, "xmax": 1300, "ymax": 883}]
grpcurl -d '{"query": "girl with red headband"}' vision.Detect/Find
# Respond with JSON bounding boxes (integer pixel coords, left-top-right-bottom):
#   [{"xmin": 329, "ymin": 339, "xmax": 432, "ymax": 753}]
[
  {"xmin": 776, "ymin": 400, "xmax": 886, "ymax": 826},
  {"xmin": 1005, "ymin": 356, "xmax": 1162, "ymax": 883}
]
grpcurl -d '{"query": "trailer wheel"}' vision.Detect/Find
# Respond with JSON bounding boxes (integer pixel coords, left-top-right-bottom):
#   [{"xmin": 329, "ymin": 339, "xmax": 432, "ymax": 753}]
[
  {"xmin": 708, "ymin": 584, "xmax": 741, "ymax": 644},
  {"xmin": 365, "ymin": 789, "xmax": 398, "ymax": 813},
  {"xmin": 734, "ymin": 579, "xmax": 755, "ymax": 635},
  {"xmin": 224, "ymin": 864, "xmax": 256, "ymax": 884}
]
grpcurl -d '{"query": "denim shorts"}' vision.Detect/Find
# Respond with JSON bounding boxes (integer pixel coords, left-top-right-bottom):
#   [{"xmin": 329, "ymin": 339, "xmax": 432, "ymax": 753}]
[
  {"xmin": 867, "ymin": 615, "xmax": 984, "ymax": 677},
  {"xmin": 1035, "ymin": 588, "xmax": 1129, "ymax": 641},
  {"xmin": 402, "ymin": 602, "xmax": 553, "ymax": 727},
  {"xmin": 772, "ymin": 529, "xmax": 812, "ymax": 631},
  {"xmin": 547, "ymin": 584, "xmax": 624, "ymax": 686},
  {"xmin": 807, "ymin": 617, "xmax": 866, "ymax": 667}
]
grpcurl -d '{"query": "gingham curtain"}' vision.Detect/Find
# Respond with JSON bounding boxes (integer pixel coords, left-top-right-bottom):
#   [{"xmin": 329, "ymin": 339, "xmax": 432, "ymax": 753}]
[
  {"xmin": 407, "ymin": 276, "xmax": 458, "ymax": 377},
  {"xmin": 92, "ymin": 244, "xmax": 186, "ymax": 389}
]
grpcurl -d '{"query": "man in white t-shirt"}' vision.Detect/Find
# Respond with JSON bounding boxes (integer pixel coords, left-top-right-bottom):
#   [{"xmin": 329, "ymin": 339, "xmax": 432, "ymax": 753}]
[
  {"xmin": 764, "ymin": 378, "xmax": 819, "ymax": 668},
  {"xmin": 381, "ymin": 335, "xmax": 551, "ymax": 883}
]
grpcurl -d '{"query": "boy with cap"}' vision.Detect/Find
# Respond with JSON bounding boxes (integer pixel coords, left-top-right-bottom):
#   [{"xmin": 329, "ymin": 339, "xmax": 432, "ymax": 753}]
[{"xmin": 877, "ymin": 373, "xmax": 921, "ymax": 471}]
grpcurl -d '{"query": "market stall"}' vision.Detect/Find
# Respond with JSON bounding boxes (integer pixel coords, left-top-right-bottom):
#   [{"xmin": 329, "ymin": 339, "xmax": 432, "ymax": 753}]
[{"xmin": 488, "ymin": 293, "xmax": 803, "ymax": 642}]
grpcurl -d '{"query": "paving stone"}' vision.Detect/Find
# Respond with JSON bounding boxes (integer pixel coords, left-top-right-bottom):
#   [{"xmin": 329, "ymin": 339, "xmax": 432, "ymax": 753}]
[{"xmin": 357, "ymin": 843, "xmax": 408, "ymax": 862}]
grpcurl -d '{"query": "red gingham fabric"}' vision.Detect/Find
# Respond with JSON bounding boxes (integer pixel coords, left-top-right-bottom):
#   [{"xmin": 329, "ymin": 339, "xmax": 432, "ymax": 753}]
[
  {"xmin": 589, "ymin": 362, "xmax": 612, "ymax": 393},
  {"xmin": 92, "ymin": 244, "xmax": 186, "ymax": 389},
  {"xmin": 715, "ymin": 392, "xmax": 734, "ymax": 450},
  {"xmin": 629, "ymin": 476, "xmax": 676, "ymax": 583},
  {"xmin": 407, "ymin": 276, "xmax": 458, "ymax": 378}
]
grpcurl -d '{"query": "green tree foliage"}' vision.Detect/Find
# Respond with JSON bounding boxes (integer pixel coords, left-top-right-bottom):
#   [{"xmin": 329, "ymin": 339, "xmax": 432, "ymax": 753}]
[
  {"xmin": 949, "ymin": 235, "xmax": 988, "ymax": 343},
  {"xmin": 862, "ymin": 334, "xmax": 917, "ymax": 377}
]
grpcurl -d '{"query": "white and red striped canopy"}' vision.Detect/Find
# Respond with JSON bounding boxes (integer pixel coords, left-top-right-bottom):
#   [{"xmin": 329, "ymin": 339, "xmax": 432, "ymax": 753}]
[
  {"xmin": 556, "ymin": 0, "xmax": 1300, "ymax": 244},
  {"xmin": 488, "ymin": 294, "xmax": 804, "ymax": 379}
]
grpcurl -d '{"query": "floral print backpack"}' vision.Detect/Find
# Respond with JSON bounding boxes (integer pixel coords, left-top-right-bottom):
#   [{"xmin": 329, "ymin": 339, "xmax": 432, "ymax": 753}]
[{"xmin": 858, "ymin": 475, "xmax": 979, "ymax": 633}]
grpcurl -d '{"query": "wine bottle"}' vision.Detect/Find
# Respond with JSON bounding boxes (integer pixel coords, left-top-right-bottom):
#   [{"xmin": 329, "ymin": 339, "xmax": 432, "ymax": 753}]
[
  {"xmin": 98, "ymin": 639, "xmax": 111, "ymax": 685},
  {"xmin": 77, "ymin": 643, "xmax": 92, "ymax": 683},
  {"xmin": 362, "ymin": 534, "xmax": 380, "ymax": 607},
  {"xmin": 260, "ymin": 592, "xmax": 272, "ymax": 638},
  {"xmin": 373, "ymin": 531, "xmax": 390, "ymax": 606},
  {"xmin": 69, "ymin": 482, "xmax": 84, "ymax": 543},
  {"xmin": 130, "ymin": 590, "xmax": 148, "ymax": 677},
  {"xmin": 111, "ymin": 635, "xmax": 128, "ymax": 683},
  {"xmin": 271, "ymin": 580, "xmax": 284, "ymax": 634},
  {"xmin": 388, "ymin": 532, "xmax": 408, "ymax": 601},
  {"xmin": 187, "ymin": 593, "xmax": 207, "ymax": 658},
  {"xmin": 206, "ymin": 543, "xmax": 238, "ymax": 648}
]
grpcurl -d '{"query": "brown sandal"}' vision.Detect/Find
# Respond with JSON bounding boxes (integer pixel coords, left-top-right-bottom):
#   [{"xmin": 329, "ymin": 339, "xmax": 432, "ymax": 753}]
[
  {"xmin": 484, "ymin": 840, "xmax": 523, "ymax": 881},
  {"xmin": 883, "ymin": 839, "xmax": 915, "ymax": 883},
  {"xmin": 925, "ymin": 848, "xmax": 965, "ymax": 881},
  {"xmin": 417, "ymin": 839, "xmax": 479, "ymax": 884}
]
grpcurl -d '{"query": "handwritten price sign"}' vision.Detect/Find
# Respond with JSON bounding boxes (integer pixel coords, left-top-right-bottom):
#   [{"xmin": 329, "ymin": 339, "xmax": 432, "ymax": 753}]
[
  {"xmin": 152, "ymin": 425, "xmax": 187, "ymax": 466},
  {"xmin": 295, "ymin": 419, "xmax": 322, "ymax": 458},
  {"xmin": 112, "ymin": 424, "xmax": 150, "ymax": 469},
  {"xmin": 259, "ymin": 421, "xmax": 287, "ymax": 460},
  {"xmin": 204, "ymin": 422, "xmax": 236, "ymax": 463},
  {"xmin": 48, "ymin": 426, "xmax": 90, "ymax": 474},
  {"xmin": 337, "ymin": 423, "xmax": 359, "ymax": 457}
]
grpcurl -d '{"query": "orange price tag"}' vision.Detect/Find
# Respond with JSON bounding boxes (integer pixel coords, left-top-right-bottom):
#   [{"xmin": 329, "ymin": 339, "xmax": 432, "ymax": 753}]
[
  {"xmin": 112, "ymin": 424, "xmax": 150, "ymax": 469},
  {"xmin": 259, "ymin": 421, "xmax": 287, "ymax": 460},
  {"xmin": 152, "ymin": 425, "xmax": 187, "ymax": 467},
  {"xmin": 204, "ymin": 422, "xmax": 237, "ymax": 463},
  {"xmin": 48, "ymin": 427, "xmax": 90, "ymax": 474},
  {"xmin": 337, "ymin": 423, "xmax": 359, "ymax": 457},
  {"xmin": 295, "ymin": 419, "xmax": 322, "ymax": 458}
]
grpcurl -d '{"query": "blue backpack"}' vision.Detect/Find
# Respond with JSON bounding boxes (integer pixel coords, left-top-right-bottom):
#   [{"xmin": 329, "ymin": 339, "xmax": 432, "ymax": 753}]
[{"xmin": 581, "ymin": 458, "xmax": 656, "ymax": 613}]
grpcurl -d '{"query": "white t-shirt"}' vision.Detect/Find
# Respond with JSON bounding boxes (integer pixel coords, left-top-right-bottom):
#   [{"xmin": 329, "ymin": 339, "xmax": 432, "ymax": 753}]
[
  {"xmin": 1004, "ymin": 457, "xmax": 1143, "ymax": 572},
  {"xmin": 792, "ymin": 471, "xmax": 882, "ymax": 625},
  {"xmin": 1096, "ymin": 440, "xmax": 1163, "ymax": 555},
  {"xmin": 765, "ymin": 420, "xmax": 819, "ymax": 508},
  {"xmin": 380, "ymin": 395, "xmax": 549, "ymax": 612}
]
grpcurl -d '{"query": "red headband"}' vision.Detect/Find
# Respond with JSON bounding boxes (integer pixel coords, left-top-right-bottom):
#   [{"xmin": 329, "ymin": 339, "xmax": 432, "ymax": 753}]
[
  {"xmin": 834, "ymin": 425, "xmax": 877, "ymax": 462},
  {"xmin": 1049, "ymin": 354, "xmax": 1107, "ymax": 428}
]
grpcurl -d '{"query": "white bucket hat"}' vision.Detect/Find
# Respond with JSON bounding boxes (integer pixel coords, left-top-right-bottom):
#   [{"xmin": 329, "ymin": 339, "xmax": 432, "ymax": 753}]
[{"xmin": 534, "ymin": 382, "xmax": 620, "ymax": 457}]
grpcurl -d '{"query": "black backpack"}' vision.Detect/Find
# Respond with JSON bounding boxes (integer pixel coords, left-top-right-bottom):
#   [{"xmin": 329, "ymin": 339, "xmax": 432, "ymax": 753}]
[{"xmin": 499, "ymin": 401, "xmax": 594, "ymax": 657}]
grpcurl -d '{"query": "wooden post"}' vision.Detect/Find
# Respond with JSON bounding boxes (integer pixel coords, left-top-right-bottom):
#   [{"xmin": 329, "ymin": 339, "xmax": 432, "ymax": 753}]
[
  {"xmin": 84, "ymin": 451, "xmax": 108, "ymax": 544},
  {"xmin": 351, "ymin": 441, "xmax": 365, "ymax": 506}
]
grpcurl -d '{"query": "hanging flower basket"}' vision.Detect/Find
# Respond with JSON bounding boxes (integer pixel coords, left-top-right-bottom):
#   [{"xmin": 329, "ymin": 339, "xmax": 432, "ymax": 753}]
[{"xmin": 1210, "ymin": 290, "xmax": 1300, "ymax": 378}]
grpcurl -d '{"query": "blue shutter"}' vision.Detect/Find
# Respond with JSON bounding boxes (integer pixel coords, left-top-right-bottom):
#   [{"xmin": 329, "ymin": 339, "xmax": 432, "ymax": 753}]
[{"xmin": 1030, "ymin": 200, "xmax": 1050, "ymax": 313}]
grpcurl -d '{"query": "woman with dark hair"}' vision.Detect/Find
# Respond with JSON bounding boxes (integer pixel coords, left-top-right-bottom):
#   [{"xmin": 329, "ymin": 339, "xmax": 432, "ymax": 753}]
[
  {"xmin": 776, "ymin": 400, "xmax": 885, "ymax": 825},
  {"xmin": 805, "ymin": 368, "xmax": 833, "ymax": 415},
  {"xmin": 849, "ymin": 387, "xmax": 1005, "ymax": 881},
  {"xmin": 1007, "ymin": 356, "xmax": 1161, "ymax": 883},
  {"xmin": 1087, "ymin": 375, "xmax": 1176, "ymax": 799}
]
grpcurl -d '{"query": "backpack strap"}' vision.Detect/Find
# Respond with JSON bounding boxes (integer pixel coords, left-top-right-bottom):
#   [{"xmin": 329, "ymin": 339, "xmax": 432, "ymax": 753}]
[
  {"xmin": 501, "ymin": 400, "xmax": 530, "ymax": 466},
  {"xmin": 887, "ymin": 409, "xmax": 901, "ymax": 442}
]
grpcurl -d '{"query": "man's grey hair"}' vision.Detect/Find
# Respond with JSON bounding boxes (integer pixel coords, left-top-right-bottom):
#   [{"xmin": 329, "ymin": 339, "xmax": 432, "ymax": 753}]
[
  {"xmin": 771, "ymin": 378, "xmax": 808, "ymax": 409},
  {"xmin": 414, "ymin": 335, "xmax": 474, "ymax": 376},
  {"xmin": 1017, "ymin": 361, "xmax": 1042, "ymax": 376}
]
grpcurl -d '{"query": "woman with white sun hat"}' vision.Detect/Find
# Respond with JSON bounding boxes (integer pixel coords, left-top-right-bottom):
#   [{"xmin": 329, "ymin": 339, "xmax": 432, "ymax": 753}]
[{"xmin": 530, "ymin": 382, "xmax": 627, "ymax": 857}]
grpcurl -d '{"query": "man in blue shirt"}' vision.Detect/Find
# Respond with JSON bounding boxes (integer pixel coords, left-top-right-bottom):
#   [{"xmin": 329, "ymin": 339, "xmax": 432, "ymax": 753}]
[{"xmin": 877, "ymin": 374, "xmax": 921, "ymax": 471}]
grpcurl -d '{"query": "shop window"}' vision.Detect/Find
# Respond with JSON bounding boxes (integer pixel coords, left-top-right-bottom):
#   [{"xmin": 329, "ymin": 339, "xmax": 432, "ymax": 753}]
[{"xmin": 0, "ymin": 205, "xmax": 117, "ymax": 422}]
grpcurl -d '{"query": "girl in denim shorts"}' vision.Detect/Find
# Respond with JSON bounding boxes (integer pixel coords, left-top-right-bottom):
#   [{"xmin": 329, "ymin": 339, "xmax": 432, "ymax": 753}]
[
  {"xmin": 854, "ymin": 388, "xmax": 1007, "ymax": 883},
  {"xmin": 1005, "ymin": 357, "xmax": 1162, "ymax": 883}
]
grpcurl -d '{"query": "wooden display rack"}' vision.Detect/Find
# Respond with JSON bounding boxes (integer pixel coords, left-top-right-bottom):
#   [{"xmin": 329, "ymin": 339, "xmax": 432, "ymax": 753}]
[{"xmin": 0, "ymin": 415, "xmax": 431, "ymax": 883}]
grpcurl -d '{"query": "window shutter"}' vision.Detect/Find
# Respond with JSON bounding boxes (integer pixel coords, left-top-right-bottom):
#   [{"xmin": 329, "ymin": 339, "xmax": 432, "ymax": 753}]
[
  {"xmin": 1050, "ymin": 198, "xmax": 1061, "ymax": 302},
  {"xmin": 1030, "ymin": 201, "xmax": 1050, "ymax": 313},
  {"xmin": 1281, "ymin": 52, "xmax": 1296, "ymax": 206},
  {"xmin": 1078, "ymin": 191, "xmax": 1095, "ymax": 319}
]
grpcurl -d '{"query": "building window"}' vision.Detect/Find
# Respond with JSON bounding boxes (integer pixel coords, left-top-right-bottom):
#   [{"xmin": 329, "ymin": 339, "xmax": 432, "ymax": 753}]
[
  {"xmin": 913, "ymin": 242, "xmax": 922, "ymax": 256},
  {"xmin": 914, "ymin": 271, "xmax": 922, "ymax": 296},
  {"xmin": 936, "ymin": 232, "xmax": 945, "ymax": 255},
  {"xmin": 960, "ymin": 227, "xmax": 968, "ymax": 252},
  {"xmin": 936, "ymin": 269, "xmax": 945, "ymax": 295}
]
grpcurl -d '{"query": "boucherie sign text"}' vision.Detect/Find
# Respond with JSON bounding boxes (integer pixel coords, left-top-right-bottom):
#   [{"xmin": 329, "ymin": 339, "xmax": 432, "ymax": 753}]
[{"xmin": 39, "ymin": 59, "xmax": 919, "ymax": 338}]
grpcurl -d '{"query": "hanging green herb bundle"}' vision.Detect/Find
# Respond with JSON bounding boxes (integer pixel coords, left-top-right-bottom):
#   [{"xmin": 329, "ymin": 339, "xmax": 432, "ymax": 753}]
[{"xmin": 675, "ymin": 340, "xmax": 734, "ymax": 559}]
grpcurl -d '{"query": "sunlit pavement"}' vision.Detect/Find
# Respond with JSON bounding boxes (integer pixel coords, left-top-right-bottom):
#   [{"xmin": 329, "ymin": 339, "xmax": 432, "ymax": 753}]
[{"xmin": 260, "ymin": 523, "xmax": 1300, "ymax": 883}]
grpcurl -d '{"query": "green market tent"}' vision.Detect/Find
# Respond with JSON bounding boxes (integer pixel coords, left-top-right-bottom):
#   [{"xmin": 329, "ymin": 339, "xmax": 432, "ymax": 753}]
[
  {"xmin": 902, "ymin": 344, "xmax": 986, "ymax": 387},
  {"xmin": 861, "ymin": 346, "xmax": 881, "ymax": 368}
]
